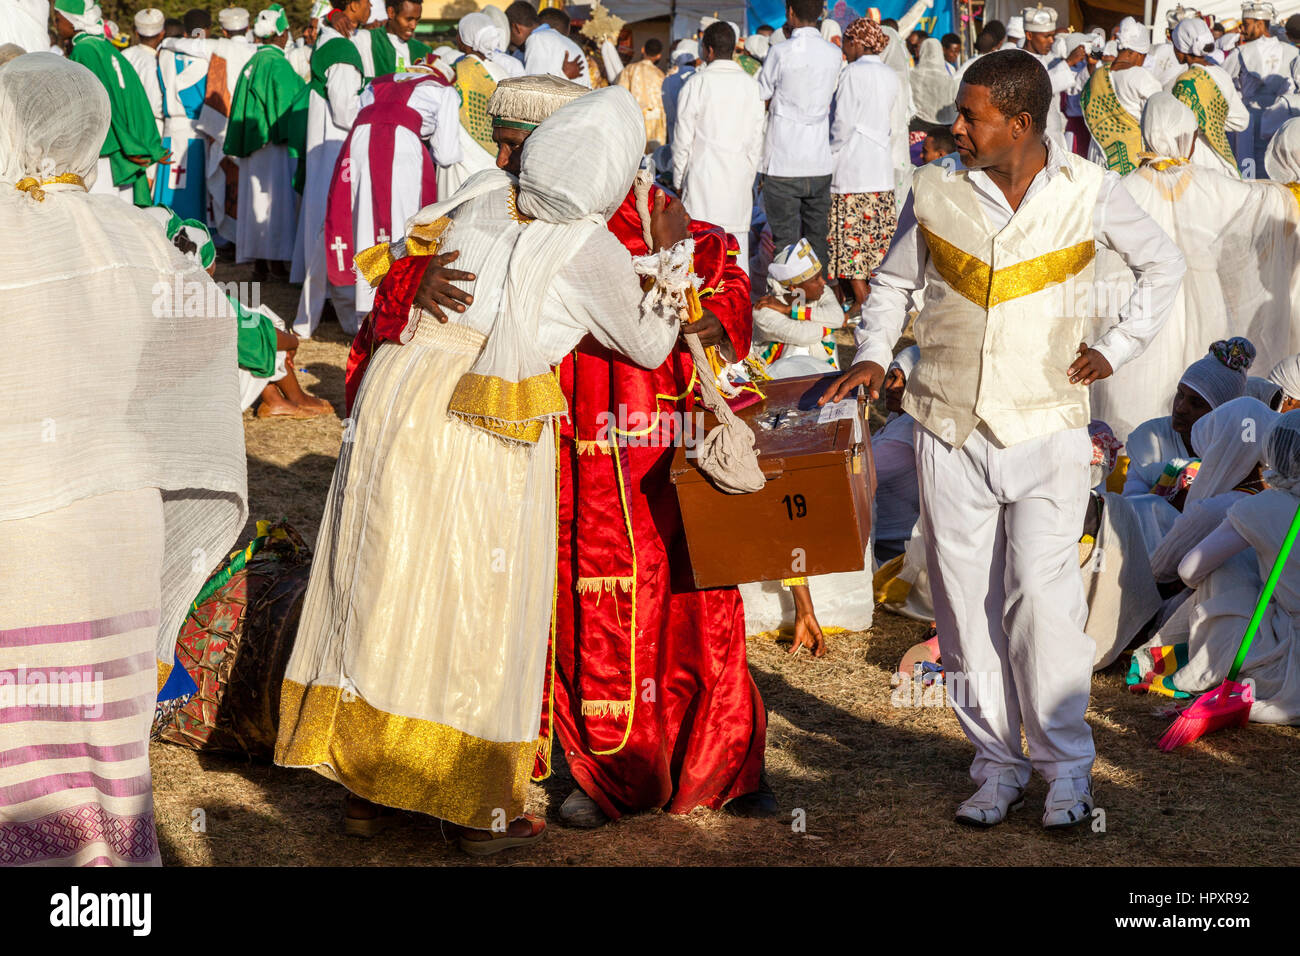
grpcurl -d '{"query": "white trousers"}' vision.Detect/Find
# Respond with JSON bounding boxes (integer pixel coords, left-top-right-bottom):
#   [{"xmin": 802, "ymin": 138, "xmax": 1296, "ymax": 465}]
[{"xmin": 915, "ymin": 421, "xmax": 1095, "ymax": 789}]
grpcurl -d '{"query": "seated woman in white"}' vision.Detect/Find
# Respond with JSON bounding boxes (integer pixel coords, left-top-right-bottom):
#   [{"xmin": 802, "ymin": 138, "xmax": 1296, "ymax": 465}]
[{"xmin": 1131, "ymin": 409, "xmax": 1300, "ymax": 723}]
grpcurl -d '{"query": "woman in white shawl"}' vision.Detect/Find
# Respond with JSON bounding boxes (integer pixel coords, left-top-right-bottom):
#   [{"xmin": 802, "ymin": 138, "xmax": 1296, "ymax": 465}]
[
  {"xmin": 1090, "ymin": 93, "xmax": 1300, "ymax": 441},
  {"xmin": 1130, "ymin": 409, "xmax": 1300, "ymax": 723},
  {"xmin": 909, "ymin": 36, "xmax": 957, "ymax": 128},
  {"xmin": 0, "ymin": 53, "xmax": 246, "ymax": 866},
  {"xmin": 879, "ymin": 23, "xmax": 915, "ymax": 208},
  {"xmin": 276, "ymin": 86, "xmax": 689, "ymax": 856}
]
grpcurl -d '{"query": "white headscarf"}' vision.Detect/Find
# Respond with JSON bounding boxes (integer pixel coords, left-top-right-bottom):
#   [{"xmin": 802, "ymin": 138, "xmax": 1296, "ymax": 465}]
[
  {"xmin": 1141, "ymin": 91, "xmax": 1199, "ymax": 161},
  {"xmin": 0, "ymin": 52, "xmax": 247, "ymax": 661},
  {"xmin": 1264, "ymin": 409, "xmax": 1300, "ymax": 491},
  {"xmin": 1173, "ymin": 17, "xmax": 1215, "ymax": 55},
  {"xmin": 55, "ymin": 1, "xmax": 104, "ymax": 36},
  {"xmin": 1115, "ymin": 16, "xmax": 1151, "ymax": 53},
  {"xmin": 1268, "ymin": 353, "xmax": 1300, "ymax": 400},
  {"xmin": 482, "ymin": 3, "xmax": 509, "ymax": 37},
  {"xmin": 744, "ymin": 33, "xmax": 769, "ymax": 60},
  {"xmin": 1265, "ymin": 115, "xmax": 1300, "ymax": 181},
  {"xmin": 458, "ymin": 10, "xmax": 505, "ymax": 57},
  {"xmin": 821, "ymin": 18, "xmax": 842, "ymax": 43},
  {"xmin": 1180, "ymin": 337, "xmax": 1257, "ymax": 408},
  {"xmin": 1150, "ymin": 396, "xmax": 1277, "ymax": 578},
  {"xmin": 911, "ymin": 36, "xmax": 957, "ymax": 124},
  {"xmin": 410, "ymin": 87, "xmax": 646, "ymax": 443}
]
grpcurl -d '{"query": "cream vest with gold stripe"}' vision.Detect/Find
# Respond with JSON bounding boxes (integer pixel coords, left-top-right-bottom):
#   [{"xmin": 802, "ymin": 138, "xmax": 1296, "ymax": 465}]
[{"xmin": 906, "ymin": 154, "xmax": 1104, "ymax": 449}]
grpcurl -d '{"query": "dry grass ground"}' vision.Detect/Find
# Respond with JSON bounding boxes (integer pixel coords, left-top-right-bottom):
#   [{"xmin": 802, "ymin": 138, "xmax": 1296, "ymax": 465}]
[{"xmin": 150, "ymin": 266, "xmax": 1300, "ymax": 866}]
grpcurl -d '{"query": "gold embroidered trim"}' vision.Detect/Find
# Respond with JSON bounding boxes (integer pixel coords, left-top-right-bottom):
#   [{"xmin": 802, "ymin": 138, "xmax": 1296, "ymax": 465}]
[
  {"xmin": 405, "ymin": 215, "xmax": 451, "ymax": 257},
  {"xmin": 354, "ymin": 241, "xmax": 396, "ymax": 287},
  {"xmin": 581, "ymin": 699, "xmax": 633, "ymax": 718},
  {"xmin": 576, "ymin": 575, "xmax": 634, "ymax": 595},
  {"xmin": 1287, "ymin": 182, "xmax": 1300, "ymax": 211},
  {"xmin": 574, "ymin": 438, "xmax": 614, "ymax": 455},
  {"xmin": 919, "ymin": 226, "xmax": 1095, "ymax": 309},
  {"xmin": 274, "ymin": 680, "xmax": 534, "ymax": 830},
  {"xmin": 447, "ymin": 370, "xmax": 567, "ymax": 444},
  {"xmin": 15, "ymin": 173, "xmax": 86, "ymax": 201},
  {"xmin": 781, "ymin": 576, "xmax": 808, "ymax": 587},
  {"xmin": 506, "ymin": 185, "xmax": 534, "ymax": 224}
]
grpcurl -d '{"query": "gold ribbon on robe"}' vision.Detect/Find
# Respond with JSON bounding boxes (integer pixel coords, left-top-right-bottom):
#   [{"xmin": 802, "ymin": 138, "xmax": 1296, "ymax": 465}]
[{"xmin": 919, "ymin": 226, "xmax": 1095, "ymax": 310}]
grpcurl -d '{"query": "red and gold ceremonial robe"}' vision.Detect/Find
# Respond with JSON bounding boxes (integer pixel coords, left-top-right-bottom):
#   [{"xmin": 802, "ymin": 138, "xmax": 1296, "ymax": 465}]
[
  {"xmin": 536, "ymin": 188, "xmax": 765, "ymax": 819},
  {"xmin": 344, "ymin": 188, "xmax": 766, "ymax": 820}
]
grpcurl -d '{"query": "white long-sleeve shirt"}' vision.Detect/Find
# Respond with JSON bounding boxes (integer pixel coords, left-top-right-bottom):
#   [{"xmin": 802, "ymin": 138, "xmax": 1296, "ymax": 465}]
[
  {"xmin": 522, "ymin": 23, "xmax": 591, "ymax": 88},
  {"xmin": 853, "ymin": 138, "xmax": 1185, "ymax": 379},
  {"xmin": 756, "ymin": 26, "xmax": 842, "ymax": 177},
  {"xmin": 671, "ymin": 58, "xmax": 764, "ymax": 232},
  {"xmin": 122, "ymin": 43, "xmax": 163, "ymax": 134},
  {"xmin": 830, "ymin": 53, "xmax": 898, "ymax": 194}
]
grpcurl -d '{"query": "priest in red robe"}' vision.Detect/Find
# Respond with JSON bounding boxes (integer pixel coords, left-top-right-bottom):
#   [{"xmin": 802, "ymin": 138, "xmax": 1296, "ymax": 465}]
[{"xmin": 343, "ymin": 89, "xmax": 774, "ymax": 827}]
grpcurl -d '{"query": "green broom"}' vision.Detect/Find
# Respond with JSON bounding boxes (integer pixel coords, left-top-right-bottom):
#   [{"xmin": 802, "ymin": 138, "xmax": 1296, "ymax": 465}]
[{"xmin": 1159, "ymin": 496, "xmax": 1300, "ymax": 751}]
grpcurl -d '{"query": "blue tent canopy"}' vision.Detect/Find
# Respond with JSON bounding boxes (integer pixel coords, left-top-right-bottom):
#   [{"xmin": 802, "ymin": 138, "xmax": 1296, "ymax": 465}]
[{"xmin": 744, "ymin": 0, "xmax": 957, "ymax": 37}]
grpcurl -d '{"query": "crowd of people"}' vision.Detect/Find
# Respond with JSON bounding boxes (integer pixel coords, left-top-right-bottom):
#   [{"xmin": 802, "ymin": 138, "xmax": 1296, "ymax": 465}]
[{"xmin": 4, "ymin": 0, "xmax": 1300, "ymax": 867}]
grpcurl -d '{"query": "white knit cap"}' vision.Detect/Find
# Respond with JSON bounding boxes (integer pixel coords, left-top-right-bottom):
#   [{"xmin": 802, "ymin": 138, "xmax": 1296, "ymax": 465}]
[
  {"xmin": 1173, "ymin": 16, "xmax": 1215, "ymax": 54},
  {"xmin": 219, "ymin": 6, "xmax": 250, "ymax": 30},
  {"xmin": 134, "ymin": 7, "xmax": 164, "ymax": 35},
  {"xmin": 1021, "ymin": 4, "xmax": 1058, "ymax": 33},
  {"xmin": 487, "ymin": 73, "xmax": 588, "ymax": 128},
  {"xmin": 1115, "ymin": 15, "xmax": 1150, "ymax": 52},
  {"xmin": 1006, "ymin": 14, "xmax": 1025, "ymax": 38}
]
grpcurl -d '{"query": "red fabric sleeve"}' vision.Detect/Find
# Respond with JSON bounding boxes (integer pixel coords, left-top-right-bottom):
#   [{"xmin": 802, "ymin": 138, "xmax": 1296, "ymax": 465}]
[{"xmin": 343, "ymin": 254, "xmax": 431, "ymax": 415}]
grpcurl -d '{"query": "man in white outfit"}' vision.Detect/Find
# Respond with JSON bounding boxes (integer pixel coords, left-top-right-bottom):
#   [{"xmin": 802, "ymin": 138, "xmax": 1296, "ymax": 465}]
[
  {"xmin": 1082, "ymin": 16, "xmax": 1162, "ymax": 171},
  {"xmin": 1171, "ymin": 17, "xmax": 1249, "ymax": 178},
  {"xmin": 672, "ymin": 21, "xmax": 764, "ymax": 276},
  {"xmin": 505, "ymin": 1, "xmax": 589, "ymax": 88},
  {"xmin": 123, "ymin": 8, "xmax": 165, "ymax": 141},
  {"xmin": 1021, "ymin": 4, "xmax": 1088, "ymax": 148},
  {"xmin": 1225, "ymin": 1, "xmax": 1298, "ymax": 175},
  {"xmin": 822, "ymin": 50, "xmax": 1185, "ymax": 830},
  {"xmin": 292, "ymin": 0, "xmax": 369, "ymax": 336},
  {"xmin": 756, "ymin": 0, "xmax": 843, "ymax": 275}
]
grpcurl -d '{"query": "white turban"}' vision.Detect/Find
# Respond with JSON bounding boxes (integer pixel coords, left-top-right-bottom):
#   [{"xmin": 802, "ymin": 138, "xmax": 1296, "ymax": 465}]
[
  {"xmin": 459, "ymin": 11, "xmax": 504, "ymax": 57},
  {"xmin": 368, "ymin": 0, "xmax": 385, "ymax": 24},
  {"xmin": 1265, "ymin": 115, "xmax": 1300, "ymax": 181},
  {"xmin": 1167, "ymin": 4, "xmax": 1201, "ymax": 27},
  {"xmin": 821, "ymin": 18, "xmax": 842, "ymax": 42},
  {"xmin": 1173, "ymin": 17, "xmax": 1215, "ymax": 54},
  {"xmin": 134, "ymin": 7, "xmax": 164, "ymax": 36},
  {"xmin": 1142, "ymin": 91, "xmax": 1199, "ymax": 160},
  {"xmin": 1268, "ymin": 354, "xmax": 1300, "ymax": 400},
  {"xmin": 768, "ymin": 238, "xmax": 821, "ymax": 288},
  {"xmin": 744, "ymin": 34, "xmax": 769, "ymax": 60},
  {"xmin": 219, "ymin": 7, "xmax": 250, "ymax": 31},
  {"xmin": 1115, "ymin": 16, "xmax": 1151, "ymax": 53},
  {"xmin": 1217, "ymin": 31, "xmax": 1240, "ymax": 51},
  {"xmin": 1102, "ymin": 39, "xmax": 1118, "ymax": 57},
  {"xmin": 1006, "ymin": 15, "xmax": 1025, "ymax": 38},
  {"xmin": 309, "ymin": 0, "xmax": 330, "ymax": 21},
  {"xmin": 1242, "ymin": 1, "xmax": 1275, "ymax": 20},
  {"xmin": 1180, "ymin": 338, "xmax": 1256, "ymax": 409}
]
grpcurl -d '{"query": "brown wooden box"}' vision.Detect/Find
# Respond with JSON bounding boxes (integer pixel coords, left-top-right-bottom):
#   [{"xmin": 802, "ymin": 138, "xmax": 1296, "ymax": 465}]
[{"xmin": 670, "ymin": 372, "xmax": 876, "ymax": 589}]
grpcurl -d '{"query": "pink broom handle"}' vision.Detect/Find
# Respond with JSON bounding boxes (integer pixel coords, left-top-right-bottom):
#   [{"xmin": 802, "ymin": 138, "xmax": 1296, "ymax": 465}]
[{"xmin": 1228, "ymin": 498, "xmax": 1300, "ymax": 683}]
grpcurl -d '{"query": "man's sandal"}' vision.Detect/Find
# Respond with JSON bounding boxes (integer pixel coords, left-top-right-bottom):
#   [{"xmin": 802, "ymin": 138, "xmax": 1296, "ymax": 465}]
[
  {"xmin": 342, "ymin": 794, "xmax": 399, "ymax": 838},
  {"xmin": 457, "ymin": 813, "xmax": 547, "ymax": 857}
]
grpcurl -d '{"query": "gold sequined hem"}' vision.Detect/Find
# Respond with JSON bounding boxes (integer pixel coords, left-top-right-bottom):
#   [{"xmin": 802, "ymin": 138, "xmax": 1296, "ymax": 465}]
[{"xmin": 274, "ymin": 680, "xmax": 534, "ymax": 830}]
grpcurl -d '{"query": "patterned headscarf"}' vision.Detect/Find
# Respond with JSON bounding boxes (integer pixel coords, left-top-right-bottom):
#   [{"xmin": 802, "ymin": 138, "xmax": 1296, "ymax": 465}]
[{"xmin": 845, "ymin": 17, "xmax": 887, "ymax": 55}]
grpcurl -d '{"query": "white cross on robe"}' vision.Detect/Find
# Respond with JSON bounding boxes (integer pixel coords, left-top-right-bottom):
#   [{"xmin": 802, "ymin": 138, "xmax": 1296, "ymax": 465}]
[
  {"xmin": 376, "ymin": 227, "xmax": 390, "ymax": 244},
  {"xmin": 331, "ymin": 235, "xmax": 349, "ymax": 271}
]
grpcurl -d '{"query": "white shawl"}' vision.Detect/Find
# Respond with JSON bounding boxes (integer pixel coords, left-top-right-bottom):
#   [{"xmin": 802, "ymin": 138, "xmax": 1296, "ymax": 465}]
[{"xmin": 0, "ymin": 54, "xmax": 247, "ymax": 662}]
